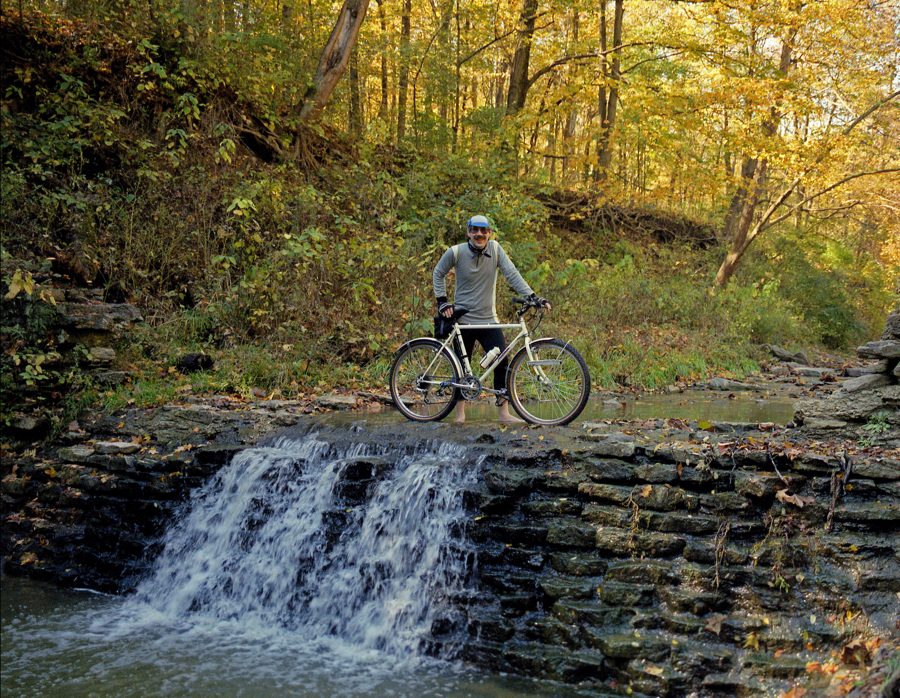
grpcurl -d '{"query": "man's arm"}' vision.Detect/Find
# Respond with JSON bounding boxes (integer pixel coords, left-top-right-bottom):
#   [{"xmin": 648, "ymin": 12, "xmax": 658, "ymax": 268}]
[
  {"xmin": 433, "ymin": 247, "xmax": 456, "ymax": 310},
  {"xmin": 495, "ymin": 243, "xmax": 534, "ymax": 298}
]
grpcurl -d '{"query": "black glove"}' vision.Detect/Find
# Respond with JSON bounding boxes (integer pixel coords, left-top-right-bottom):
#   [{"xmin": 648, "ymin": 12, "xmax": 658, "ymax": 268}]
[
  {"xmin": 528, "ymin": 293, "xmax": 549, "ymax": 308},
  {"xmin": 439, "ymin": 301, "xmax": 454, "ymax": 315}
]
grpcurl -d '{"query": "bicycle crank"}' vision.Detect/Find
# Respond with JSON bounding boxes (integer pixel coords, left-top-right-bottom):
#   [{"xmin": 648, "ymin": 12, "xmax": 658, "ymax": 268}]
[{"xmin": 453, "ymin": 375, "xmax": 482, "ymax": 400}]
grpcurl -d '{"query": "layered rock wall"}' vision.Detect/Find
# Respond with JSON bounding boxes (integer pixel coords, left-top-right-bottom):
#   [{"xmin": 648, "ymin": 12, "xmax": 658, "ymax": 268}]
[{"xmin": 450, "ymin": 427, "xmax": 899, "ymax": 697}]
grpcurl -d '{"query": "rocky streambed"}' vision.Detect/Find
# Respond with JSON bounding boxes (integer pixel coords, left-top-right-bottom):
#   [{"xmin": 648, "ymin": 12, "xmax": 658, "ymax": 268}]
[{"xmin": 2, "ymin": 394, "xmax": 898, "ymax": 697}]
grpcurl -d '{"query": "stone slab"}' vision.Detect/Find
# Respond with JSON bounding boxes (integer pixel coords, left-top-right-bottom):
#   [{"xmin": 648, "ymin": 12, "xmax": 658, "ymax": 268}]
[{"xmin": 857, "ymin": 340, "xmax": 900, "ymax": 360}]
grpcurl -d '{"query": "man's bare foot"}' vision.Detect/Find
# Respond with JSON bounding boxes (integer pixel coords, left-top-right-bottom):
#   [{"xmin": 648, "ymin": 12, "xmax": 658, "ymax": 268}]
[{"xmin": 498, "ymin": 403, "xmax": 525, "ymax": 424}]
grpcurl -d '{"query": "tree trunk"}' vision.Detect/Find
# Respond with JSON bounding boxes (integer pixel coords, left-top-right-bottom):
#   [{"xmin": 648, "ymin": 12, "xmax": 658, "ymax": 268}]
[
  {"xmin": 293, "ymin": 0, "xmax": 371, "ymax": 124},
  {"xmin": 595, "ymin": 0, "xmax": 623, "ymax": 181},
  {"xmin": 349, "ymin": 47, "xmax": 364, "ymax": 136},
  {"xmin": 714, "ymin": 159, "xmax": 769, "ymax": 286},
  {"xmin": 396, "ymin": 0, "xmax": 412, "ymax": 141},
  {"xmin": 714, "ymin": 30, "xmax": 795, "ymax": 287},
  {"xmin": 722, "ymin": 156, "xmax": 760, "ymax": 242},
  {"xmin": 506, "ymin": 0, "xmax": 539, "ymax": 113},
  {"xmin": 376, "ymin": 0, "xmax": 388, "ymax": 120}
]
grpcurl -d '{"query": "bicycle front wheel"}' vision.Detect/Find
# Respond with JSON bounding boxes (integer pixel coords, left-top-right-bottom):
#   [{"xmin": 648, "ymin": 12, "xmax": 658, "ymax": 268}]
[
  {"xmin": 507, "ymin": 338, "xmax": 590, "ymax": 426},
  {"xmin": 389, "ymin": 339, "xmax": 460, "ymax": 422}
]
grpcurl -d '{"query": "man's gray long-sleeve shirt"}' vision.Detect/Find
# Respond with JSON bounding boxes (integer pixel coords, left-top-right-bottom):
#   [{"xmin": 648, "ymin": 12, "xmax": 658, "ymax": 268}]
[{"xmin": 433, "ymin": 240, "xmax": 534, "ymax": 324}]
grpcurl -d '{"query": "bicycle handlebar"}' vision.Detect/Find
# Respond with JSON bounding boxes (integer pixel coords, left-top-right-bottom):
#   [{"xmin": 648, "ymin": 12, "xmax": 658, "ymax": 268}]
[{"xmin": 513, "ymin": 295, "xmax": 549, "ymax": 308}]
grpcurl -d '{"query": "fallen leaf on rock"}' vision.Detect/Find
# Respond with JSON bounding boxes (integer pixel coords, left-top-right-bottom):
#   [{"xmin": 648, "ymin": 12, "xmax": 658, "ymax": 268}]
[
  {"xmin": 704, "ymin": 614, "xmax": 725, "ymax": 635},
  {"xmin": 778, "ymin": 687, "xmax": 806, "ymax": 698},
  {"xmin": 840, "ymin": 639, "xmax": 870, "ymax": 666},
  {"xmin": 744, "ymin": 631, "xmax": 761, "ymax": 650},
  {"xmin": 775, "ymin": 489, "xmax": 816, "ymax": 508}
]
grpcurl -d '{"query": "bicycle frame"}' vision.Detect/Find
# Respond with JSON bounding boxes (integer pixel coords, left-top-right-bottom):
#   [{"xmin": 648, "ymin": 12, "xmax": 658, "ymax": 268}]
[{"xmin": 431, "ymin": 312, "xmax": 539, "ymax": 399}]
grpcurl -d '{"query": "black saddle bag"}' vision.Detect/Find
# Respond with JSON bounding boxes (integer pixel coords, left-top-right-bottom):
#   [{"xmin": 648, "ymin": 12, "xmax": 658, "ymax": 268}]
[{"xmin": 433, "ymin": 307, "xmax": 469, "ymax": 339}]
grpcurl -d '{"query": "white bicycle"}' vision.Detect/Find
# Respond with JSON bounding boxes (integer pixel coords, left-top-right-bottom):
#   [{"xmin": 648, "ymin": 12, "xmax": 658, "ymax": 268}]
[{"xmin": 389, "ymin": 296, "xmax": 590, "ymax": 426}]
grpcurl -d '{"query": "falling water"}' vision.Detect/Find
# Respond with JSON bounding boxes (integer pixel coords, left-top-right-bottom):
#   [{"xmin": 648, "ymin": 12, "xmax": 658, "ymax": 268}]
[{"xmin": 132, "ymin": 432, "xmax": 480, "ymax": 658}]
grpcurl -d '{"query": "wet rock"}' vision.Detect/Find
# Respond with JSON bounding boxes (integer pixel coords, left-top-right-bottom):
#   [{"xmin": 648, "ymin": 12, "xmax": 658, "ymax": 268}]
[
  {"xmin": 595, "ymin": 528, "xmax": 687, "ymax": 557},
  {"xmin": 547, "ymin": 520, "xmax": 597, "ymax": 548},
  {"xmin": 578, "ymin": 481, "xmax": 631, "ymax": 505},
  {"xmin": 837, "ymin": 373, "xmax": 893, "ymax": 393},
  {"xmin": 552, "ymin": 600, "xmax": 636, "ymax": 628},
  {"xmin": 522, "ymin": 498, "xmax": 582, "ymax": 517},
  {"xmin": 313, "ymin": 395, "xmax": 358, "ymax": 410},
  {"xmin": 708, "ymin": 377, "xmax": 755, "ymax": 391},
  {"xmin": 538, "ymin": 577, "xmax": 596, "ymax": 601},
  {"xmin": 548, "ymin": 552, "xmax": 607, "ymax": 577},
  {"xmin": 485, "ymin": 469, "xmax": 534, "ymax": 494},
  {"xmin": 580, "ymin": 432, "xmax": 636, "ymax": 458},
  {"xmin": 588, "ymin": 632, "xmax": 671, "ymax": 661},
  {"xmin": 93, "ymin": 441, "xmax": 141, "ymax": 455},
  {"xmin": 582, "ymin": 457, "xmax": 632, "ymax": 481}
]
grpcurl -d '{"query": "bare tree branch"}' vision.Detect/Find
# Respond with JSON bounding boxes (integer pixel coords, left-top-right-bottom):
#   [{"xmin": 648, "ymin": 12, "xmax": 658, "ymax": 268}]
[{"xmin": 761, "ymin": 169, "xmax": 900, "ymax": 232}]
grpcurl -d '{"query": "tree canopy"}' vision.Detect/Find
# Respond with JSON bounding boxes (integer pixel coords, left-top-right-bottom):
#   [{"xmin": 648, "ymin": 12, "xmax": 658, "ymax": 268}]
[{"xmin": 2, "ymin": 0, "xmax": 897, "ymax": 330}]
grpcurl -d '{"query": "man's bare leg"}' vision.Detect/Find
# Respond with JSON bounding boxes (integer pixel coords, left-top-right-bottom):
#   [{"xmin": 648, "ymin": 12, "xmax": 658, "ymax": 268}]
[{"xmin": 454, "ymin": 401, "xmax": 466, "ymax": 423}]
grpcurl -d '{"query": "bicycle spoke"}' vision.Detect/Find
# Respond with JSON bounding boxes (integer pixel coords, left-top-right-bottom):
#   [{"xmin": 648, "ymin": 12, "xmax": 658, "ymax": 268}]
[
  {"xmin": 508, "ymin": 339, "xmax": 590, "ymax": 426},
  {"xmin": 390, "ymin": 340, "xmax": 459, "ymax": 421}
]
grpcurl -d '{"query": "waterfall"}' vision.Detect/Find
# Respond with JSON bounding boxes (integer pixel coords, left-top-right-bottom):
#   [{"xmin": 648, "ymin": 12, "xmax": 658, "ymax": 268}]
[{"xmin": 132, "ymin": 432, "xmax": 480, "ymax": 660}]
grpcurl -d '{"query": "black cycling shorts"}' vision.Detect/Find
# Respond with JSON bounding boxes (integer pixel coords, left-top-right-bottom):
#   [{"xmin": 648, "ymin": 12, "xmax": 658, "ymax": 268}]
[{"xmin": 457, "ymin": 326, "xmax": 508, "ymax": 392}]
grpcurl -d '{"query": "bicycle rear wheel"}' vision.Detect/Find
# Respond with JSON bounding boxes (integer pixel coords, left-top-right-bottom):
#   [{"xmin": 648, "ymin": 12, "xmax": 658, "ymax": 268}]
[
  {"xmin": 507, "ymin": 338, "xmax": 590, "ymax": 426},
  {"xmin": 389, "ymin": 339, "xmax": 460, "ymax": 422}
]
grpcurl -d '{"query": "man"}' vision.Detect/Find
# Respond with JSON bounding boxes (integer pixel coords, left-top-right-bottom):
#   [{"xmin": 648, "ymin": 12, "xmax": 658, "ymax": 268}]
[{"xmin": 433, "ymin": 215, "xmax": 551, "ymax": 423}]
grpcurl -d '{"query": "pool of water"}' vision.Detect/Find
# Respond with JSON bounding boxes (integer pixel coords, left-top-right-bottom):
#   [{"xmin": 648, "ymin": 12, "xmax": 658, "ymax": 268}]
[
  {"xmin": 379, "ymin": 388, "xmax": 799, "ymax": 426},
  {"xmin": 1, "ymin": 578, "xmax": 586, "ymax": 698}
]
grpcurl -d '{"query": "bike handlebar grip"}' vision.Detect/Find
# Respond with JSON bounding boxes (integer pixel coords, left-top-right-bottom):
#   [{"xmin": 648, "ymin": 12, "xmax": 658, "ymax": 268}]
[{"xmin": 512, "ymin": 297, "xmax": 527, "ymax": 304}]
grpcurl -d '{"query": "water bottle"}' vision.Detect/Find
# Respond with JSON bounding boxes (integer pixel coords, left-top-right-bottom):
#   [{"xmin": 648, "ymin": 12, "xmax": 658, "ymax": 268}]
[{"xmin": 480, "ymin": 347, "xmax": 501, "ymax": 368}]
